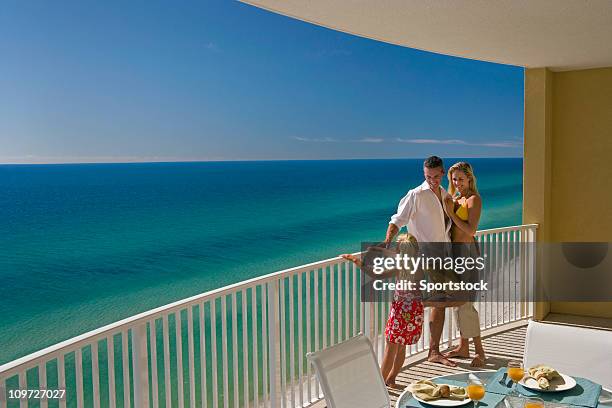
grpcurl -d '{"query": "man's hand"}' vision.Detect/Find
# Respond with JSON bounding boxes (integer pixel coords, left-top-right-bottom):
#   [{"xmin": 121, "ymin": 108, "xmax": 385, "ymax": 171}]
[{"xmin": 384, "ymin": 223, "xmax": 399, "ymax": 247}]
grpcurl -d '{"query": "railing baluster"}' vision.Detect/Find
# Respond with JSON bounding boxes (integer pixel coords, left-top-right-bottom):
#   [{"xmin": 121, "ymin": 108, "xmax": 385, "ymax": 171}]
[
  {"xmin": 314, "ymin": 268, "xmax": 320, "ymax": 399},
  {"xmin": 279, "ymin": 278, "xmax": 287, "ymax": 408},
  {"xmin": 150, "ymin": 320, "xmax": 159, "ymax": 408},
  {"xmin": 337, "ymin": 264, "xmax": 342, "ymax": 342},
  {"xmin": 18, "ymin": 371, "xmax": 26, "ymax": 408},
  {"xmin": 58, "ymin": 354, "xmax": 67, "ymax": 408},
  {"xmin": 322, "ymin": 267, "xmax": 327, "ymax": 350},
  {"xmin": 211, "ymin": 300, "xmax": 219, "ymax": 408},
  {"xmin": 175, "ymin": 312, "xmax": 185, "ymax": 408},
  {"xmin": 38, "ymin": 362, "xmax": 48, "ymax": 408},
  {"xmin": 261, "ymin": 285, "xmax": 269, "ymax": 407},
  {"xmin": 289, "ymin": 275, "xmax": 296, "ymax": 408},
  {"xmin": 267, "ymin": 281, "xmax": 281, "ymax": 408},
  {"xmin": 200, "ymin": 303, "xmax": 208, "ymax": 408},
  {"xmin": 344, "ymin": 261, "xmax": 350, "ymax": 342},
  {"xmin": 0, "ymin": 377, "xmax": 6, "ymax": 408},
  {"xmin": 513, "ymin": 230, "xmax": 518, "ymax": 320},
  {"xmin": 502, "ymin": 231, "xmax": 512, "ymax": 322},
  {"xmin": 297, "ymin": 272, "xmax": 304, "ymax": 408},
  {"xmin": 91, "ymin": 342, "xmax": 100, "ymax": 408},
  {"xmin": 231, "ymin": 293, "xmax": 239, "ymax": 408},
  {"xmin": 486, "ymin": 232, "xmax": 492, "ymax": 328},
  {"xmin": 75, "ymin": 348, "xmax": 84, "ymax": 408},
  {"xmin": 330, "ymin": 264, "xmax": 335, "ymax": 346},
  {"xmin": 305, "ymin": 270, "xmax": 312, "ymax": 404},
  {"xmin": 221, "ymin": 298, "xmax": 229, "ymax": 408},
  {"xmin": 250, "ymin": 289, "xmax": 259, "ymax": 408},
  {"xmin": 107, "ymin": 336, "xmax": 116, "ymax": 408},
  {"xmin": 372, "ymin": 294, "xmax": 378, "ymax": 360},
  {"xmin": 122, "ymin": 330, "xmax": 131, "ymax": 408},
  {"xmin": 187, "ymin": 307, "xmax": 196, "ymax": 408},
  {"xmin": 529, "ymin": 227, "xmax": 536, "ymax": 317},
  {"xmin": 522, "ymin": 228, "xmax": 529, "ymax": 318},
  {"xmin": 163, "ymin": 315, "xmax": 172, "ymax": 408},
  {"xmin": 352, "ymin": 262, "xmax": 357, "ymax": 337},
  {"xmin": 133, "ymin": 323, "xmax": 150, "ymax": 408},
  {"xmin": 242, "ymin": 289, "xmax": 249, "ymax": 408}
]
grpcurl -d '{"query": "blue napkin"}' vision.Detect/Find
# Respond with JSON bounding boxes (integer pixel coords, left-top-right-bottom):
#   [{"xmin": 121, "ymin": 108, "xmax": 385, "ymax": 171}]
[
  {"xmin": 400, "ymin": 378, "xmax": 506, "ymax": 408},
  {"xmin": 484, "ymin": 368, "xmax": 602, "ymax": 408}
]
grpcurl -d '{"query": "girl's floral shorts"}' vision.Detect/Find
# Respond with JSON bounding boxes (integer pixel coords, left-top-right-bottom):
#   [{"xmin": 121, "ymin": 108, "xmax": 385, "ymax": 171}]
[{"xmin": 384, "ymin": 292, "xmax": 424, "ymax": 345}]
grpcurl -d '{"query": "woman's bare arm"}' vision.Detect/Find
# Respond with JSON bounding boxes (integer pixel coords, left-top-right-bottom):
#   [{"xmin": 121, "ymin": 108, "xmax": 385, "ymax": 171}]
[{"xmin": 447, "ymin": 195, "xmax": 482, "ymax": 236}]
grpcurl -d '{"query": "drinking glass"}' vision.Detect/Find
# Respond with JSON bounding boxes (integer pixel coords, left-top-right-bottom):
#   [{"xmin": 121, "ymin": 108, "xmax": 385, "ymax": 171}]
[
  {"xmin": 524, "ymin": 397, "xmax": 544, "ymax": 408},
  {"xmin": 467, "ymin": 378, "xmax": 486, "ymax": 408},
  {"xmin": 507, "ymin": 360, "xmax": 525, "ymax": 396}
]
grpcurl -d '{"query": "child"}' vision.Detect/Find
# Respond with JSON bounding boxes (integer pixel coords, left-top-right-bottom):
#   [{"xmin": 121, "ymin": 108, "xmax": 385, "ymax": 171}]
[{"xmin": 341, "ymin": 234, "xmax": 462, "ymax": 388}]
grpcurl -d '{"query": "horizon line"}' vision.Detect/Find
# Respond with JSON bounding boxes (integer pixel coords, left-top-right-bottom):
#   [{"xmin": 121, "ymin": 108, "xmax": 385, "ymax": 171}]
[{"xmin": 0, "ymin": 156, "xmax": 523, "ymax": 166}]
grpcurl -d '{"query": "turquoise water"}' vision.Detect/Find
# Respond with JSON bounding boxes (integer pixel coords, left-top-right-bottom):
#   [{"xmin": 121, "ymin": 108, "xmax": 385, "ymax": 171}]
[{"xmin": 0, "ymin": 158, "xmax": 522, "ymax": 365}]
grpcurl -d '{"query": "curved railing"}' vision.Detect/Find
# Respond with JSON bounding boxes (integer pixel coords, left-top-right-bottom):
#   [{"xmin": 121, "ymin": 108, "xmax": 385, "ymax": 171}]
[{"xmin": 0, "ymin": 224, "xmax": 537, "ymax": 408}]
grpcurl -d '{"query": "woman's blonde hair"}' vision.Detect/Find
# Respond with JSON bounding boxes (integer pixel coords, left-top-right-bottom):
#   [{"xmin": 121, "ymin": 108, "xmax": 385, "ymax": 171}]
[{"xmin": 447, "ymin": 161, "xmax": 479, "ymax": 197}]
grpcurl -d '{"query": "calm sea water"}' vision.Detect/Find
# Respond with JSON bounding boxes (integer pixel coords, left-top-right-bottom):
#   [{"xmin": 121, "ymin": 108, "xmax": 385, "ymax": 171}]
[{"xmin": 0, "ymin": 158, "xmax": 522, "ymax": 364}]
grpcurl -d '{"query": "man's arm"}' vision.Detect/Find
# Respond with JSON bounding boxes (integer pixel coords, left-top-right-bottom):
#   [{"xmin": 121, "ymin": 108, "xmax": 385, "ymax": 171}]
[
  {"xmin": 386, "ymin": 189, "xmax": 416, "ymax": 245},
  {"xmin": 384, "ymin": 223, "xmax": 400, "ymax": 246}
]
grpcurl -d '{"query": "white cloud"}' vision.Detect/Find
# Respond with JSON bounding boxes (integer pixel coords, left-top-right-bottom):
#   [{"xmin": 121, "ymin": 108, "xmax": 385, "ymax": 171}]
[
  {"xmin": 292, "ymin": 136, "xmax": 337, "ymax": 142},
  {"xmin": 357, "ymin": 137, "xmax": 384, "ymax": 143},
  {"xmin": 395, "ymin": 138, "xmax": 520, "ymax": 148}
]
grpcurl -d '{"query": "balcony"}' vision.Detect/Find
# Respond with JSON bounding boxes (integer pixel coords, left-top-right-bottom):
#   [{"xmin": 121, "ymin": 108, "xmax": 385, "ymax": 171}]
[{"xmin": 0, "ymin": 224, "xmax": 537, "ymax": 408}]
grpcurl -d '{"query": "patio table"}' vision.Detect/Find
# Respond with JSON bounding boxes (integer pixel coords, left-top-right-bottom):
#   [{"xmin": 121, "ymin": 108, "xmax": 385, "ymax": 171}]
[{"xmin": 396, "ymin": 370, "xmax": 612, "ymax": 408}]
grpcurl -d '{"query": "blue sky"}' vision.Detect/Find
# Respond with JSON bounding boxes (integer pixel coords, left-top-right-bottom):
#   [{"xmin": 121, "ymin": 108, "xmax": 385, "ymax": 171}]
[{"xmin": 0, "ymin": 0, "xmax": 524, "ymax": 163}]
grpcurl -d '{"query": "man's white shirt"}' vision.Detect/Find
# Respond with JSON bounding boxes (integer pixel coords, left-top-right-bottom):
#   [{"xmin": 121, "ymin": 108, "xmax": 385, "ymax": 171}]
[{"xmin": 389, "ymin": 180, "xmax": 451, "ymax": 243}]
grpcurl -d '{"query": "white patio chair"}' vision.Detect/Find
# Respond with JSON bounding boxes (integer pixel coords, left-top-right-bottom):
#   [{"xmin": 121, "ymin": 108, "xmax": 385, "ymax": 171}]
[
  {"xmin": 524, "ymin": 319, "xmax": 612, "ymax": 390},
  {"xmin": 307, "ymin": 333, "xmax": 390, "ymax": 408}
]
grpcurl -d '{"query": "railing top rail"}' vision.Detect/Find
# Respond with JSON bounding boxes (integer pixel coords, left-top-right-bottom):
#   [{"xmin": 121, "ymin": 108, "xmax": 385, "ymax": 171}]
[
  {"xmin": 0, "ymin": 223, "xmax": 538, "ymax": 376},
  {"xmin": 475, "ymin": 223, "xmax": 538, "ymax": 236}
]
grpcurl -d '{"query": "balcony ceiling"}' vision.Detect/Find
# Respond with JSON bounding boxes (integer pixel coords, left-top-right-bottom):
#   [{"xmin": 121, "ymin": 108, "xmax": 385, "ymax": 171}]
[{"xmin": 240, "ymin": 0, "xmax": 612, "ymax": 71}]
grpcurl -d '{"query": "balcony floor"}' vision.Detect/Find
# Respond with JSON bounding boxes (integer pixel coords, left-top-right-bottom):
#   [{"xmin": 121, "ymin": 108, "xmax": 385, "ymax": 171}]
[{"xmin": 312, "ymin": 321, "xmax": 528, "ymax": 408}]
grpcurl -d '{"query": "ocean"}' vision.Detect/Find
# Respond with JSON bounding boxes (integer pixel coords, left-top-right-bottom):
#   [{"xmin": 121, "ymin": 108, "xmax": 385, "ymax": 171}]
[{"xmin": 0, "ymin": 158, "xmax": 522, "ymax": 365}]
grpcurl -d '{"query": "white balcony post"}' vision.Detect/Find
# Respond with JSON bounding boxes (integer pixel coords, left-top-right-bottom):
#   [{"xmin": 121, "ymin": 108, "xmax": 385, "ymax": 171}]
[
  {"xmin": 132, "ymin": 323, "xmax": 150, "ymax": 408},
  {"xmin": 267, "ymin": 280, "xmax": 281, "ymax": 408}
]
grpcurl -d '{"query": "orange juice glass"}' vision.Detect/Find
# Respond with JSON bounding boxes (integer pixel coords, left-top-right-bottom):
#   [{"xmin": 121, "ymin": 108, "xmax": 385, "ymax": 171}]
[
  {"xmin": 508, "ymin": 367, "xmax": 525, "ymax": 382},
  {"xmin": 507, "ymin": 360, "xmax": 524, "ymax": 396},
  {"xmin": 467, "ymin": 384, "xmax": 485, "ymax": 400},
  {"xmin": 467, "ymin": 378, "xmax": 486, "ymax": 408},
  {"xmin": 524, "ymin": 397, "xmax": 544, "ymax": 408}
]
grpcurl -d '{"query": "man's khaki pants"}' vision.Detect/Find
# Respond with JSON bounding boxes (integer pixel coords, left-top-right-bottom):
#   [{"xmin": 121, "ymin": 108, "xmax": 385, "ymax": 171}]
[{"xmin": 453, "ymin": 302, "xmax": 481, "ymax": 339}]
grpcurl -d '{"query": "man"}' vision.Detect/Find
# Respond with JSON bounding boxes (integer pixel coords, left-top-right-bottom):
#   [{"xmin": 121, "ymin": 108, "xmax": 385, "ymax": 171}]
[{"xmin": 384, "ymin": 155, "xmax": 457, "ymax": 367}]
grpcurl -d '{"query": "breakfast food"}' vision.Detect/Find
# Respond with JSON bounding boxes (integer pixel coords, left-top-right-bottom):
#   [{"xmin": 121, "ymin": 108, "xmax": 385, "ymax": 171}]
[
  {"xmin": 408, "ymin": 380, "xmax": 468, "ymax": 401},
  {"xmin": 528, "ymin": 365, "xmax": 561, "ymax": 390}
]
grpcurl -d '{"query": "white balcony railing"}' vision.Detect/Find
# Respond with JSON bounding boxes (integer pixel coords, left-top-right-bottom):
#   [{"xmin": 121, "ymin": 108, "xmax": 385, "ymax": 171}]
[{"xmin": 0, "ymin": 224, "xmax": 537, "ymax": 408}]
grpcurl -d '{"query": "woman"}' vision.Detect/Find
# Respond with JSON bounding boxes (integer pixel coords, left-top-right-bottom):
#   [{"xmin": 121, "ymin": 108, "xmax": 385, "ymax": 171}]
[{"xmin": 442, "ymin": 161, "xmax": 487, "ymax": 367}]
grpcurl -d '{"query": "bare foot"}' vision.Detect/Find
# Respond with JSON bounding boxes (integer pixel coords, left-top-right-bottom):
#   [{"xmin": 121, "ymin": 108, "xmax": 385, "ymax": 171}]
[
  {"xmin": 443, "ymin": 346, "xmax": 470, "ymax": 359},
  {"xmin": 470, "ymin": 354, "xmax": 486, "ymax": 368},
  {"xmin": 386, "ymin": 381, "xmax": 404, "ymax": 390},
  {"xmin": 428, "ymin": 351, "xmax": 457, "ymax": 367}
]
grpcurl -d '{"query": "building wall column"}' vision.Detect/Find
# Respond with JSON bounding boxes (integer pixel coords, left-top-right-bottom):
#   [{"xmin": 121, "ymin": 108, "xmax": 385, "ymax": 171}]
[{"xmin": 523, "ymin": 68, "xmax": 553, "ymax": 320}]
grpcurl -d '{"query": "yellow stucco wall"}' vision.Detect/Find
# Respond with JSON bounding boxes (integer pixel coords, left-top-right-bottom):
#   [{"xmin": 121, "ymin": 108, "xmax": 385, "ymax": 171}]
[{"xmin": 524, "ymin": 67, "xmax": 612, "ymax": 319}]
